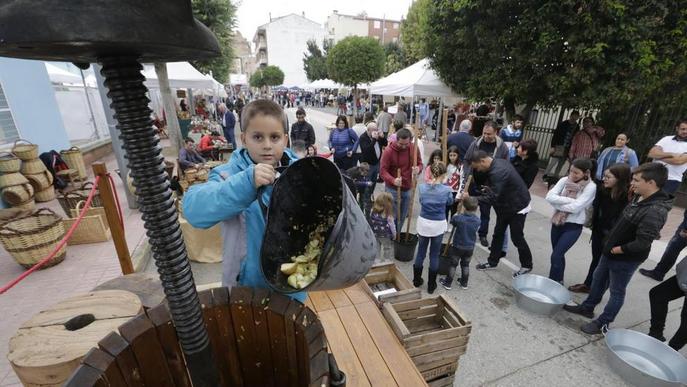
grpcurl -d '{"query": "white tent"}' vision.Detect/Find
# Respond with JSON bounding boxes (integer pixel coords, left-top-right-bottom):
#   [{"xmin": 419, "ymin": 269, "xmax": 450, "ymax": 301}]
[
  {"xmin": 308, "ymin": 79, "xmax": 342, "ymax": 89},
  {"xmin": 45, "ymin": 63, "xmax": 82, "ymax": 84},
  {"xmin": 229, "ymin": 73, "xmax": 248, "ymax": 85},
  {"xmin": 369, "ymin": 58, "xmax": 455, "ymax": 97},
  {"xmin": 142, "ymin": 62, "xmax": 215, "ymax": 90}
]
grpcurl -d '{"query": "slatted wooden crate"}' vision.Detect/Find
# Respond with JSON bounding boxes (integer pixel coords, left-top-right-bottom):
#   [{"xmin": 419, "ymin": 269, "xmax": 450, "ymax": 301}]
[
  {"xmin": 382, "ymin": 295, "xmax": 471, "ymax": 385},
  {"xmin": 363, "ymin": 261, "xmax": 422, "ymax": 308},
  {"xmin": 63, "ymin": 286, "xmax": 334, "ymax": 387}
]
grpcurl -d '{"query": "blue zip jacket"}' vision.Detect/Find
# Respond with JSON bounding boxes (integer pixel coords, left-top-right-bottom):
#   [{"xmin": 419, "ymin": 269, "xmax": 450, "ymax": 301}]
[
  {"xmin": 182, "ymin": 148, "xmax": 306, "ymax": 302},
  {"xmin": 450, "ymin": 213, "xmax": 481, "ymax": 250},
  {"xmin": 419, "ymin": 183, "xmax": 454, "ymax": 221},
  {"xmin": 328, "ymin": 127, "xmax": 358, "ymax": 158}
]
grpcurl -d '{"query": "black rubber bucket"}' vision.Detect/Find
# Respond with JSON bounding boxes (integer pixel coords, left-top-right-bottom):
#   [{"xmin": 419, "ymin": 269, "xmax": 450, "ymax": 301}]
[
  {"xmin": 261, "ymin": 157, "xmax": 377, "ymax": 294},
  {"xmin": 393, "ymin": 233, "xmax": 418, "ymax": 262},
  {"xmin": 438, "ymin": 244, "xmax": 452, "ymax": 275}
]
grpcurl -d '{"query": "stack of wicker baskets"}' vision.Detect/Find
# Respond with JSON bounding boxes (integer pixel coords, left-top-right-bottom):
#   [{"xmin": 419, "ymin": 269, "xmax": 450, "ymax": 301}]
[
  {"xmin": 60, "ymin": 146, "xmax": 87, "ymax": 181},
  {"xmin": 0, "ymin": 208, "xmax": 66, "ymax": 268},
  {"xmin": 14, "ymin": 139, "xmax": 55, "ymax": 203},
  {"xmin": 0, "ymin": 151, "xmax": 35, "ymax": 210}
]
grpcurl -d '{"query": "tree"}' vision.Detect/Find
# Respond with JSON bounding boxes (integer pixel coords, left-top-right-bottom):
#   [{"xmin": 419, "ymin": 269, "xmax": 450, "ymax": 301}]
[
  {"xmin": 383, "ymin": 42, "xmax": 408, "ymax": 75},
  {"xmin": 191, "ymin": 0, "xmax": 237, "ymax": 83},
  {"xmin": 303, "ymin": 40, "xmax": 329, "ymax": 81},
  {"xmin": 400, "ymin": 0, "xmax": 431, "ymax": 63},
  {"xmin": 250, "ymin": 65, "xmax": 285, "ymax": 90},
  {"xmin": 327, "ymin": 36, "xmax": 385, "ymax": 87},
  {"xmin": 425, "ymin": 1, "xmax": 687, "ymax": 120}
]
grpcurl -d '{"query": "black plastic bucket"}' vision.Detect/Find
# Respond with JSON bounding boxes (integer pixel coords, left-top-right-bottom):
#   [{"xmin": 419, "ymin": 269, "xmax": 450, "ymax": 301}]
[
  {"xmin": 260, "ymin": 157, "xmax": 377, "ymax": 294},
  {"xmin": 394, "ymin": 232, "xmax": 418, "ymax": 262},
  {"xmin": 438, "ymin": 243, "xmax": 453, "ymax": 275}
]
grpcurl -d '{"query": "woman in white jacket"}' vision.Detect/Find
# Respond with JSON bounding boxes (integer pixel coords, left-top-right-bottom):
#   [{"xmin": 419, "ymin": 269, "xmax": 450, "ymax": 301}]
[{"xmin": 545, "ymin": 158, "xmax": 597, "ymax": 284}]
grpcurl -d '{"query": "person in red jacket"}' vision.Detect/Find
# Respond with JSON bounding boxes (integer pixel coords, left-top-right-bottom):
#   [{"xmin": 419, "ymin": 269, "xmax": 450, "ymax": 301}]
[
  {"xmin": 380, "ymin": 127, "xmax": 423, "ymax": 233},
  {"xmin": 199, "ymin": 131, "xmax": 222, "ymax": 160}
]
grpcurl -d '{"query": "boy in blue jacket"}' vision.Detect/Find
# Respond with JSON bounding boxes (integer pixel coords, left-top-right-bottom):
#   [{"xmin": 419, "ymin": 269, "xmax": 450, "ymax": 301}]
[{"xmin": 183, "ymin": 100, "xmax": 306, "ymax": 302}]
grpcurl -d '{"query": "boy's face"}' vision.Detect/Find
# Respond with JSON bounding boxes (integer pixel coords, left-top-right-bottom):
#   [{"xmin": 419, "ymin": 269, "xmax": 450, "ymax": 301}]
[
  {"xmin": 240, "ymin": 114, "xmax": 287, "ymax": 166},
  {"xmin": 631, "ymin": 174, "xmax": 656, "ymax": 197}
]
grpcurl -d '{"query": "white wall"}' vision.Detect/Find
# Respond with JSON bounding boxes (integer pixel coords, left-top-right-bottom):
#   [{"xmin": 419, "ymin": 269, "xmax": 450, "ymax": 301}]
[
  {"xmin": 53, "ymin": 85, "xmax": 110, "ymax": 145},
  {"xmin": 325, "ymin": 13, "xmax": 369, "ymax": 43},
  {"xmin": 266, "ymin": 15, "xmax": 326, "ymax": 87}
]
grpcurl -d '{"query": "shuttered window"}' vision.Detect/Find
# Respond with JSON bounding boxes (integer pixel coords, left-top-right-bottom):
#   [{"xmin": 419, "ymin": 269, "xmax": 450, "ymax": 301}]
[{"xmin": 0, "ymin": 82, "xmax": 19, "ymax": 145}]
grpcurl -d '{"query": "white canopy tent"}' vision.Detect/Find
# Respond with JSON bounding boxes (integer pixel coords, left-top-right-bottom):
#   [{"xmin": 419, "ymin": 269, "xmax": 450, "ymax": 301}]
[
  {"xmin": 142, "ymin": 62, "xmax": 215, "ymax": 90},
  {"xmin": 369, "ymin": 58, "xmax": 456, "ymax": 97},
  {"xmin": 229, "ymin": 73, "xmax": 248, "ymax": 86},
  {"xmin": 308, "ymin": 79, "xmax": 343, "ymax": 89}
]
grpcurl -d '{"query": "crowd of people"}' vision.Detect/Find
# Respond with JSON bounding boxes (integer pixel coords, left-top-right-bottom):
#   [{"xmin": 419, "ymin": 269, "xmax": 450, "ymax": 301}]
[{"xmin": 182, "ymin": 97, "xmax": 686, "ymax": 352}]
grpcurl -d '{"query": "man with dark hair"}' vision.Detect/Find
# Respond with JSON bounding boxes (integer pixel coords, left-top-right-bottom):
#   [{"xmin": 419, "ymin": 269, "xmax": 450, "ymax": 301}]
[
  {"xmin": 565, "ymin": 163, "xmax": 673, "ymax": 334},
  {"xmin": 462, "ymin": 121, "xmax": 509, "ymax": 247},
  {"xmin": 544, "ymin": 111, "xmax": 581, "ymax": 184},
  {"xmin": 380, "ymin": 127, "xmax": 423, "ymax": 233},
  {"xmin": 290, "ymin": 108, "xmax": 316, "ymax": 147},
  {"xmin": 178, "ymin": 138, "xmax": 205, "ymax": 171},
  {"xmin": 464, "ymin": 150, "xmax": 534, "ymax": 277},
  {"xmin": 219, "ymin": 103, "xmax": 237, "ymax": 150}
]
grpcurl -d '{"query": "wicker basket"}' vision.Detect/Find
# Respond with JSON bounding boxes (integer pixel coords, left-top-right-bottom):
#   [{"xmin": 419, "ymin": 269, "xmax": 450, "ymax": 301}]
[
  {"xmin": 60, "ymin": 147, "xmax": 87, "ymax": 180},
  {"xmin": 12, "ymin": 139, "xmax": 39, "ymax": 161},
  {"xmin": 0, "ymin": 172, "xmax": 28, "ymax": 189},
  {"xmin": 0, "ymin": 153, "xmax": 21, "ymax": 173},
  {"xmin": 14, "ymin": 199, "xmax": 35, "ymax": 211},
  {"xmin": 0, "ymin": 208, "xmax": 66, "ymax": 269},
  {"xmin": 35, "ymin": 186, "xmax": 56, "ymax": 202},
  {"xmin": 63, "ymin": 201, "xmax": 110, "ymax": 245},
  {"xmin": 1, "ymin": 183, "xmax": 34, "ymax": 206},
  {"xmin": 20, "ymin": 158, "xmax": 47, "ymax": 175},
  {"xmin": 25, "ymin": 170, "xmax": 54, "ymax": 192},
  {"xmin": 57, "ymin": 182, "xmax": 102, "ymax": 215}
]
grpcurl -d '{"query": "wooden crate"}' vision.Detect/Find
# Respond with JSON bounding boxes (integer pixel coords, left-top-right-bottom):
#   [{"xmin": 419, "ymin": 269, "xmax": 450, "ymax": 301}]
[
  {"xmin": 382, "ymin": 295, "xmax": 471, "ymax": 382},
  {"xmin": 363, "ymin": 261, "xmax": 422, "ymax": 308}
]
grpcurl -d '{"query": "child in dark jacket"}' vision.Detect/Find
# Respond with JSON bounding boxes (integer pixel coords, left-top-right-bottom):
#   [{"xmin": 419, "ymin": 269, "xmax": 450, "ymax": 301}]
[
  {"xmin": 440, "ymin": 197, "xmax": 481, "ymax": 290},
  {"xmin": 368, "ymin": 192, "xmax": 396, "ymax": 262}
]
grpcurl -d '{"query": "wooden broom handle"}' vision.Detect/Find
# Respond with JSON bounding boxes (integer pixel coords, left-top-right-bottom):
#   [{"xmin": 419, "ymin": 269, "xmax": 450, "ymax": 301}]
[
  {"xmin": 404, "ymin": 131, "xmax": 420, "ymax": 242},
  {"xmin": 396, "ymin": 168, "xmax": 401, "ymax": 242}
]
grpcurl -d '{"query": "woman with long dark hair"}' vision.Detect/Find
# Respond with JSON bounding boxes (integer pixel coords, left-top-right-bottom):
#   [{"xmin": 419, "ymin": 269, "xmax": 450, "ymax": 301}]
[
  {"xmin": 328, "ymin": 115, "xmax": 358, "ymax": 170},
  {"xmin": 569, "ymin": 163, "xmax": 631, "ymax": 293}
]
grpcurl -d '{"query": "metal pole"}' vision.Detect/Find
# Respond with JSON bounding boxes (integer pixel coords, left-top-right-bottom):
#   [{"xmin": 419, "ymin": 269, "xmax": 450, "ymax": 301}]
[
  {"xmin": 92, "ymin": 63, "xmax": 139, "ymax": 209},
  {"xmin": 79, "ymin": 68, "xmax": 100, "ymax": 140}
]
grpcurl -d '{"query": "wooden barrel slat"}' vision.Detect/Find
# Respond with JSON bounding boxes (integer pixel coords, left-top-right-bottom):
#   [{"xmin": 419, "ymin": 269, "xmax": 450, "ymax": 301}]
[
  {"xmin": 311, "ymin": 374, "xmax": 329, "ymax": 387},
  {"xmin": 265, "ymin": 294, "xmax": 292, "ymax": 387},
  {"xmin": 118, "ymin": 314, "xmax": 175, "ymax": 387},
  {"xmin": 81, "ymin": 348, "xmax": 128, "ymax": 387},
  {"xmin": 98, "ymin": 332, "xmax": 144, "ymax": 387},
  {"xmin": 285, "ymin": 300, "xmax": 305, "ymax": 387},
  {"xmin": 309, "ymin": 348, "xmax": 330, "ymax": 384},
  {"xmin": 251, "ymin": 287, "xmax": 277, "ymax": 387},
  {"xmin": 211, "ymin": 287, "xmax": 244, "ymax": 387},
  {"xmin": 198, "ymin": 289, "xmax": 231, "ymax": 387},
  {"xmin": 229, "ymin": 287, "xmax": 262, "ymax": 386},
  {"xmin": 63, "ymin": 363, "xmax": 108, "ymax": 386},
  {"xmin": 295, "ymin": 307, "xmax": 319, "ymax": 386},
  {"xmin": 146, "ymin": 303, "xmax": 192, "ymax": 387}
]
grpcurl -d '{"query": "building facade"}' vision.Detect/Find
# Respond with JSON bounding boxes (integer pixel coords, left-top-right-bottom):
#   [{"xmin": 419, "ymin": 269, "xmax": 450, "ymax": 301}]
[
  {"xmin": 252, "ymin": 13, "xmax": 326, "ymax": 87},
  {"xmin": 325, "ymin": 11, "xmax": 401, "ymax": 45},
  {"xmin": 232, "ymin": 31, "xmax": 256, "ymax": 77}
]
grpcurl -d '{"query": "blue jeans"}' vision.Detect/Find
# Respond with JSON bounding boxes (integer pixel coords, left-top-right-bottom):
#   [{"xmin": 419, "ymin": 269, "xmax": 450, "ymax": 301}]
[
  {"xmin": 386, "ymin": 186, "xmax": 411, "ymax": 234},
  {"xmin": 581, "ymin": 255, "xmax": 641, "ymax": 326},
  {"xmin": 549, "ymin": 223, "xmax": 583, "ymax": 283},
  {"xmin": 652, "ymin": 210, "xmax": 687, "ymax": 277},
  {"xmin": 414, "ymin": 234, "xmax": 443, "ymax": 272},
  {"xmin": 478, "ymin": 201, "xmax": 491, "ymax": 238},
  {"xmin": 362, "ymin": 163, "xmax": 379, "ymax": 216}
]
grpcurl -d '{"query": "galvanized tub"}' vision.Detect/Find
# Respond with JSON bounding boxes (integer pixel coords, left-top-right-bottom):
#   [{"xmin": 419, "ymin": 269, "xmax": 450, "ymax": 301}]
[{"xmin": 512, "ymin": 274, "xmax": 571, "ymax": 315}]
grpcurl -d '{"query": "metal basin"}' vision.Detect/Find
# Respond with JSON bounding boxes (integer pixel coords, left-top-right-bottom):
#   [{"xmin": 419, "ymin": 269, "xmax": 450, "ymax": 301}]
[
  {"xmin": 512, "ymin": 274, "xmax": 571, "ymax": 315},
  {"xmin": 605, "ymin": 329, "xmax": 687, "ymax": 387}
]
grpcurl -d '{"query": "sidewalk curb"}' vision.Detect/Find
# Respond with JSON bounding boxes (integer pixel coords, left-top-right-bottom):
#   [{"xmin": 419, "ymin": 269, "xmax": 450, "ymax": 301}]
[{"xmin": 131, "ymin": 237, "xmax": 152, "ymax": 273}]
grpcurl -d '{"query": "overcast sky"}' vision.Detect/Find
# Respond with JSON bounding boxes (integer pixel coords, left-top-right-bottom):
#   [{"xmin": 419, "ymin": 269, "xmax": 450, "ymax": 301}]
[{"xmin": 236, "ymin": 0, "xmax": 414, "ymax": 45}]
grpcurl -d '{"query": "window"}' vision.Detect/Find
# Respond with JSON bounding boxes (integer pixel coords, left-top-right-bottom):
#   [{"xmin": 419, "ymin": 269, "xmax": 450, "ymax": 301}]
[
  {"xmin": 374, "ymin": 20, "xmax": 381, "ymax": 29},
  {"xmin": 0, "ymin": 82, "xmax": 19, "ymax": 146},
  {"xmin": 393, "ymin": 23, "xmax": 399, "ymax": 29}
]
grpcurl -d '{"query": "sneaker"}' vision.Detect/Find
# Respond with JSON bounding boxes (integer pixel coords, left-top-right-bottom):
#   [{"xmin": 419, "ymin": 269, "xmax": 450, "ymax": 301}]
[
  {"xmin": 581, "ymin": 321, "xmax": 604, "ymax": 335},
  {"xmin": 460, "ymin": 282, "xmax": 468, "ymax": 290},
  {"xmin": 439, "ymin": 278, "xmax": 452, "ymax": 290},
  {"xmin": 639, "ymin": 268, "xmax": 664, "ymax": 282},
  {"xmin": 500, "ymin": 251, "xmax": 507, "ymax": 258},
  {"xmin": 476, "ymin": 262, "xmax": 497, "ymax": 271},
  {"xmin": 563, "ymin": 304, "xmax": 594, "ymax": 319},
  {"xmin": 512, "ymin": 267, "xmax": 532, "ymax": 278},
  {"xmin": 648, "ymin": 331, "xmax": 667, "ymax": 342},
  {"xmin": 479, "ymin": 236, "xmax": 489, "ymax": 247}
]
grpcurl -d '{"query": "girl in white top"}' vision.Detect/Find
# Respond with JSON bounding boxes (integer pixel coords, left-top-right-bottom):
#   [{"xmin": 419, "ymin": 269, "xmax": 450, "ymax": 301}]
[{"xmin": 545, "ymin": 158, "xmax": 597, "ymax": 284}]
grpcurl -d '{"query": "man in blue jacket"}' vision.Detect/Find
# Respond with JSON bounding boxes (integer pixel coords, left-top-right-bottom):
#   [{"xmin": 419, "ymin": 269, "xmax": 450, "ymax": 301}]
[
  {"xmin": 183, "ymin": 100, "xmax": 305, "ymax": 302},
  {"xmin": 219, "ymin": 102, "xmax": 237, "ymax": 150}
]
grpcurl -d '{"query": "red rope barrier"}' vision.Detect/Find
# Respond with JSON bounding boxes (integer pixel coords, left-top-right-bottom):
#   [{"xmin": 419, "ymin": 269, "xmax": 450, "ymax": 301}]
[{"xmin": 0, "ymin": 175, "xmax": 102, "ymax": 295}]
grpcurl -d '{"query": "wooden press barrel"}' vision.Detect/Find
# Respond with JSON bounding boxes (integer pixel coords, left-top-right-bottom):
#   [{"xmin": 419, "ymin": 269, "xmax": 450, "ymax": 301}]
[{"xmin": 8, "ymin": 290, "xmax": 142, "ymax": 387}]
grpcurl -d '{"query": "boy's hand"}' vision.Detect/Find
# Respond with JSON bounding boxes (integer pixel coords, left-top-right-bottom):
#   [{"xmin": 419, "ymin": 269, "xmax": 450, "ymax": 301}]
[
  {"xmin": 610, "ymin": 246, "xmax": 623, "ymax": 254},
  {"xmin": 254, "ymin": 163, "xmax": 276, "ymax": 188}
]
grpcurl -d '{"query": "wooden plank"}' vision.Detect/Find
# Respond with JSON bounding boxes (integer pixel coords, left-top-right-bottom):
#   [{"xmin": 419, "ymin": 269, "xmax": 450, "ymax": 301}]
[
  {"xmin": 421, "ymin": 362, "xmax": 458, "ymax": 382},
  {"xmin": 198, "ymin": 289, "xmax": 231, "ymax": 387},
  {"xmin": 391, "ymin": 298, "xmax": 439, "ymax": 313},
  {"xmin": 81, "ymin": 348, "xmax": 127, "ymax": 387},
  {"xmin": 295, "ymin": 306, "xmax": 324, "ymax": 386},
  {"xmin": 212, "ymin": 287, "xmax": 244, "ymax": 387},
  {"xmin": 230, "ymin": 287, "xmax": 262, "ymax": 387},
  {"xmin": 404, "ymin": 328, "xmax": 465, "ymax": 349},
  {"xmin": 364, "ymin": 271, "xmax": 391, "ymax": 285},
  {"xmin": 427, "ymin": 373, "xmax": 455, "ymax": 387},
  {"xmin": 118, "ymin": 314, "xmax": 175, "ymax": 387},
  {"xmin": 397, "ymin": 305, "xmax": 441, "ymax": 320},
  {"xmin": 382, "ymin": 303, "xmax": 411, "ymax": 340},
  {"xmin": 265, "ymin": 293, "xmax": 292, "ymax": 387},
  {"xmin": 413, "ymin": 346, "xmax": 466, "ymax": 372},
  {"xmin": 343, "ymin": 281, "xmax": 371, "ymax": 305},
  {"xmin": 406, "ymin": 336, "xmax": 469, "ymax": 358},
  {"xmin": 318, "ymin": 309, "xmax": 371, "ymax": 387},
  {"xmin": 379, "ymin": 288, "xmax": 422, "ymax": 304},
  {"xmin": 439, "ymin": 295, "xmax": 470, "ymax": 325},
  {"xmin": 98, "ymin": 332, "xmax": 144, "ymax": 387},
  {"xmin": 390, "ymin": 266, "xmax": 414, "ymax": 290},
  {"xmin": 325, "ymin": 289, "xmax": 353, "ymax": 308},
  {"xmin": 308, "ymin": 291, "xmax": 335, "ymax": 312},
  {"xmin": 355, "ymin": 302, "xmax": 427, "ymax": 387},
  {"xmin": 337, "ymin": 305, "xmax": 396, "ymax": 387},
  {"xmin": 63, "ymin": 363, "xmax": 107, "ymax": 386},
  {"xmin": 284, "ymin": 299, "xmax": 305, "ymax": 387},
  {"xmin": 146, "ymin": 303, "xmax": 192, "ymax": 387},
  {"xmin": 251, "ymin": 288, "xmax": 276, "ymax": 386},
  {"xmin": 404, "ymin": 315, "xmax": 442, "ymax": 333}
]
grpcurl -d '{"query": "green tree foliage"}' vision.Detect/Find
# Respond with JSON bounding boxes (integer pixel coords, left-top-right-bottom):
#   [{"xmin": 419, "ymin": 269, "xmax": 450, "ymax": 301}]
[
  {"xmin": 191, "ymin": 0, "xmax": 237, "ymax": 83},
  {"xmin": 303, "ymin": 40, "xmax": 330, "ymax": 81},
  {"xmin": 327, "ymin": 36, "xmax": 385, "ymax": 87},
  {"xmin": 250, "ymin": 65, "xmax": 285, "ymax": 88},
  {"xmin": 400, "ymin": 0, "xmax": 431, "ymax": 63},
  {"xmin": 425, "ymin": 1, "xmax": 687, "ymax": 118},
  {"xmin": 383, "ymin": 42, "xmax": 408, "ymax": 75}
]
